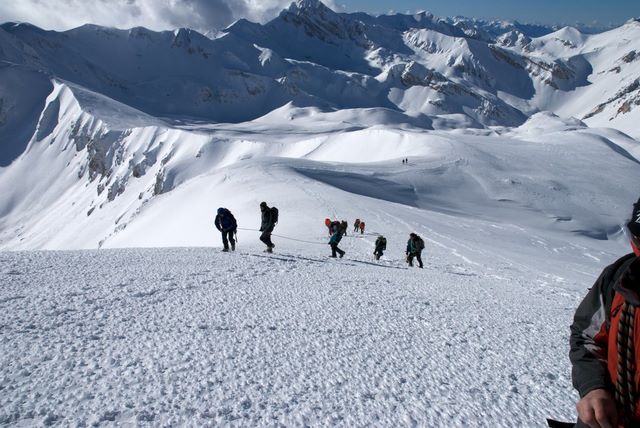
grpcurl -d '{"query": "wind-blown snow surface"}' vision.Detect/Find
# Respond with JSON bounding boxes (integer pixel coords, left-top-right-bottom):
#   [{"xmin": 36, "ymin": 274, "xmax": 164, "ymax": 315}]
[{"xmin": 0, "ymin": 238, "xmax": 610, "ymax": 426}]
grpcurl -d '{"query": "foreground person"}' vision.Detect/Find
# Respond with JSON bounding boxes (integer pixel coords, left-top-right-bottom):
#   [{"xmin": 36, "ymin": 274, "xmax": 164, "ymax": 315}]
[{"xmin": 570, "ymin": 198, "xmax": 640, "ymax": 427}]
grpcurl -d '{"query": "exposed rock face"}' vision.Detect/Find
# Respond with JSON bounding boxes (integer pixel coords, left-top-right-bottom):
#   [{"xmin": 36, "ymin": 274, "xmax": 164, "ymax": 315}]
[
  {"xmin": 496, "ymin": 31, "xmax": 531, "ymax": 48},
  {"xmin": 400, "ymin": 62, "xmax": 448, "ymax": 88},
  {"xmin": 622, "ymin": 50, "xmax": 637, "ymax": 63},
  {"xmin": 584, "ymin": 79, "xmax": 640, "ymax": 119}
]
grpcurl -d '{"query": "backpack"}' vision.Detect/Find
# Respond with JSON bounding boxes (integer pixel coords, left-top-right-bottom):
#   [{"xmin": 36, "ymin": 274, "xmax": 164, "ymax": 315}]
[
  {"xmin": 417, "ymin": 237, "xmax": 425, "ymax": 250},
  {"xmin": 271, "ymin": 206, "xmax": 279, "ymax": 224},
  {"xmin": 225, "ymin": 210, "xmax": 237, "ymax": 230},
  {"xmin": 377, "ymin": 237, "xmax": 387, "ymax": 249},
  {"xmin": 216, "ymin": 208, "xmax": 236, "ymax": 230}
]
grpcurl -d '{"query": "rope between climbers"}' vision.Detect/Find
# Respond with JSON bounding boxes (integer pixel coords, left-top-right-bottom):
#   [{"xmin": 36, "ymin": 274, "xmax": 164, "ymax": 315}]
[{"xmin": 236, "ymin": 227, "xmax": 327, "ymax": 245}]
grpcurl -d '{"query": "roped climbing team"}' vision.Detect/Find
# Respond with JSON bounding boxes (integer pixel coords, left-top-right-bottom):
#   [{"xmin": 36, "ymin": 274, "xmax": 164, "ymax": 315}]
[{"xmin": 214, "ymin": 203, "xmax": 425, "ymax": 267}]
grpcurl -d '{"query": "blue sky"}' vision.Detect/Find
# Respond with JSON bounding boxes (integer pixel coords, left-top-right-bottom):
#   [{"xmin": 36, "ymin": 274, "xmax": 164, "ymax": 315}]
[{"xmin": 339, "ymin": 0, "xmax": 640, "ymax": 26}]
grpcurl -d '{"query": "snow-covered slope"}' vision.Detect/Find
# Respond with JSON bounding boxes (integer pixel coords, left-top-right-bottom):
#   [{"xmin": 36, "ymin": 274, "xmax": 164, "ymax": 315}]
[
  {"xmin": 0, "ymin": 238, "xmax": 598, "ymax": 426},
  {"xmin": 1, "ymin": 2, "xmax": 639, "ymax": 147},
  {"xmin": 0, "ymin": 5, "xmax": 636, "ymax": 303},
  {"xmin": 2, "ymin": 2, "xmax": 640, "ymax": 426},
  {"xmin": 0, "ymin": 0, "xmax": 639, "ymax": 251},
  {"xmin": 0, "ymin": 79, "xmax": 638, "ymax": 253},
  {"xmin": 0, "ymin": 109, "xmax": 637, "ymax": 424},
  {"xmin": 505, "ymin": 19, "xmax": 640, "ymax": 134}
]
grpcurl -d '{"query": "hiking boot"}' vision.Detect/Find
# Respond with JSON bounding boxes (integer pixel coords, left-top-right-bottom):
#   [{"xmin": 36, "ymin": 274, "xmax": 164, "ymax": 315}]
[
  {"xmin": 339, "ymin": 252, "xmax": 345, "ymax": 258},
  {"xmin": 265, "ymin": 247, "xmax": 273, "ymax": 253},
  {"xmin": 231, "ymin": 243, "xmax": 235, "ymax": 251},
  {"xmin": 419, "ymin": 265, "xmax": 424, "ymax": 269},
  {"xmin": 222, "ymin": 248, "xmax": 229, "ymax": 252},
  {"xmin": 329, "ymin": 255, "xmax": 337, "ymax": 258},
  {"xmin": 408, "ymin": 262, "xmax": 413, "ymax": 267}
]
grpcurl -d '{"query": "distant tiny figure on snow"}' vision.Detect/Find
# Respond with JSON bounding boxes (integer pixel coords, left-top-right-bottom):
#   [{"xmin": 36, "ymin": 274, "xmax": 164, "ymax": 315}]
[
  {"xmin": 214, "ymin": 207, "xmax": 237, "ymax": 252},
  {"xmin": 353, "ymin": 218, "xmax": 361, "ymax": 233},
  {"xmin": 259, "ymin": 201, "xmax": 278, "ymax": 253},
  {"xmin": 374, "ymin": 236, "xmax": 387, "ymax": 260},
  {"xmin": 329, "ymin": 224, "xmax": 345, "ymax": 258},
  {"xmin": 406, "ymin": 233, "xmax": 424, "ymax": 268},
  {"xmin": 359, "ymin": 221, "xmax": 365, "ymax": 234}
]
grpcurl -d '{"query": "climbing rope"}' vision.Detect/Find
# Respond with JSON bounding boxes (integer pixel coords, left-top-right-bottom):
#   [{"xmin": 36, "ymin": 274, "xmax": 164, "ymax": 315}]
[
  {"xmin": 236, "ymin": 227, "xmax": 382, "ymax": 245},
  {"xmin": 616, "ymin": 301, "xmax": 637, "ymax": 425},
  {"xmin": 236, "ymin": 228, "xmax": 327, "ymax": 245}
]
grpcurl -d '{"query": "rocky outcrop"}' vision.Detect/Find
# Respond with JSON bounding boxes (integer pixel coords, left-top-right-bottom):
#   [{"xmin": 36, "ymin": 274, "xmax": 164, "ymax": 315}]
[
  {"xmin": 280, "ymin": 0, "xmax": 370, "ymax": 49},
  {"xmin": 584, "ymin": 79, "xmax": 640, "ymax": 119}
]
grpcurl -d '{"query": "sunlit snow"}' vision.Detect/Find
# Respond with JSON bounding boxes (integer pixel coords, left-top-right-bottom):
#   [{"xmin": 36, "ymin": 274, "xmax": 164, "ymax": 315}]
[{"xmin": 1, "ymin": 1, "xmax": 640, "ymax": 426}]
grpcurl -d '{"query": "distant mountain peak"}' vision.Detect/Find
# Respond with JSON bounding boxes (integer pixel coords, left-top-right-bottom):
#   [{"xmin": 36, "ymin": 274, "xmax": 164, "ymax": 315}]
[
  {"xmin": 288, "ymin": 0, "xmax": 332, "ymax": 14},
  {"xmin": 172, "ymin": 27, "xmax": 192, "ymax": 47},
  {"xmin": 412, "ymin": 11, "xmax": 437, "ymax": 22},
  {"xmin": 624, "ymin": 17, "xmax": 640, "ymax": 28}
]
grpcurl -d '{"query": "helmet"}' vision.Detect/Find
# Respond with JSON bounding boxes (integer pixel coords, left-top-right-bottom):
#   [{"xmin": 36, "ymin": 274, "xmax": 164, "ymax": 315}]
[
  {"xmin": 217, "ymin": 207, "xmax": 225, "ymax": 215},
  {"xmin": 260, "ymin": 201, "xmax": 267, "ymax": 208}
]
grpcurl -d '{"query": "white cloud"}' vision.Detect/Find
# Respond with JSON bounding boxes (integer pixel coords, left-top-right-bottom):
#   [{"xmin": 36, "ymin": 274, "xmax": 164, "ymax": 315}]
[{"xmin": 0, "ymin": 0, "xmax": 339, "ymax": 33}]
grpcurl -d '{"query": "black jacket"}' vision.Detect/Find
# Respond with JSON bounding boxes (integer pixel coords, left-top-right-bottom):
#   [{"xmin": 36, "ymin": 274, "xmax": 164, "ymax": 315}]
[
  {"xmin": 214, "ymin": 209, "xmax": 237, "ymax": 232},
  {"xmin": 260, "ymin": 207, "xmax": 274, "ymax": 232}
]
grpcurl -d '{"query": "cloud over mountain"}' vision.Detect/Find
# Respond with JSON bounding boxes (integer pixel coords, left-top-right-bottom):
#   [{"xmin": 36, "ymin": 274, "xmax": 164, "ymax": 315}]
[{"xmin": 0, "ymin": 0, "xmax": 338, "ymax": 32}]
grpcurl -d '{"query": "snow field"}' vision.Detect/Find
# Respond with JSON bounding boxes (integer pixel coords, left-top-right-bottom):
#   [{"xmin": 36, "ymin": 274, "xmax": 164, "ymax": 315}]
[
  {"xmin": 0, "ymin": 243, "xmax": 581, "ymax": 426},
  {"xmin": 0, "ymin": 87, "xmax": 636, "ymax": 425}
]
